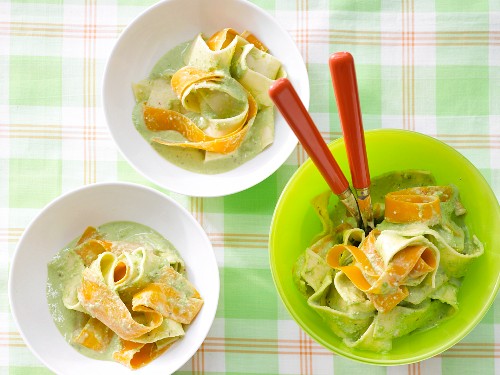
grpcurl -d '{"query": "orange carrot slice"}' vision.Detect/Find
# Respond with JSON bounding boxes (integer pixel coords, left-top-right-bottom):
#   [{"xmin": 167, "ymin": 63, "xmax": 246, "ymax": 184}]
[
  {"xmin": 113, "ymin": 340, "xmax": 172, "ymax": 370},
  {"xmin": 170, "ymin": 66, "xmax": 224, "ymax": 99},
  {"xmin": 385, "ymin": 186, "xmax": 453, "ymax": 225},
  {"xmin": 73, "ymin": 317, "xmax": 113, "ymax": 352},
  {"xmin": 369, "ymin": 245, "xmax": 436, "ymax": 294},
  {"xmin": 74, "ymin": 239, "xmax": 112, "ymax": 266},
  {"xmin": 326, "ymin": 229, "xmax": 438, "ymax": 313},
  {"xmin": 143, "ymin": 106, "xmax": 211, "ymax": 142},
  {"xmin": 132, "ymin": 283, "xmax": 203, "ymax": 325},
  {"xmin": 206, "ymin": 28, "xmax": 239, "ymax": 51},
  {"xmin": 76, "ymin": 226, "xmax": 98, "ymax": 245},
  {"xmin": 367, "ymin": 287, "xmax": 409, "ymax": 313},
  {"xmin": 149, "ymin": 92, "xmax": 257, "ymax": 154},
  {"xmin": 240, "ymin": 30, "xmax": 268, "ymax": 52},
  {"xmin": 78, "ymin": 269, "xmax": 163, "ymax": 340},
  {"xmin": 326, "ymin": 244, "xmax": 374, "ymax": 291},
  {"xmin": 206, "ymin": 28, "xmax": 268, "ymax": 52},
  {"xmin": 133, "ymin": 267, "xmax": 203, "ymax": 325}
]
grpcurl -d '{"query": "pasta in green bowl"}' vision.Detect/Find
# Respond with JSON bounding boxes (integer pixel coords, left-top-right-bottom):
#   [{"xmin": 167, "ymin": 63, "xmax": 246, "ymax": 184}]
[{"xmin": 269, "ymin": 129, "xmax": 500, "ymax": 365}]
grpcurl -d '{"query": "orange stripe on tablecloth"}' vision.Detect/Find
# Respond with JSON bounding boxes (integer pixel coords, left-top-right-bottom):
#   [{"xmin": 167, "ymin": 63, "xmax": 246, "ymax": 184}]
[
  {"xmin": 193, "ymin": 197, "xmax": 197, "ymax": 225},
  {"xmin": 305, "ymin": 0, "xmax": 309, "ymax": 67},
  {"xmin": 1, "ymin": 24, "xmax": 119, "ymax": 33},
  {"xmin": 0, "ymin": 135, "xmax": 108, "ymax": 141},
  {"xmin": 302, "ymin": 0, "xmax": 309, "ymax": 166},
  {"xmin": 5, "ymin": 331, "xmax": 500, "ymax": 347},
  {"xmin": 401, "ymin": 0, "xmax": 406, "ymax": 130},
  {"xmin": 201, "ymin": 348, "xmax": 333, "ymax": 356},
  {"xmin": 193, "ymin": 341, "xmax": 199, "ymax": 374},
  {"xmin": 405, "ymin": 0, "xmax": 410, "ymax": 131},
  {"xmin": 0, "ymin": 20, "xmax": 123, "ymax": 29},
  {"xmin": 211, "ymin": 238, "xmax": 269, "ymax": 243},
  {"xmin": 308, "ymin": 329, "xmax": 313, "ymax": 374},
  {"xmin": 8, "ymin": 30, "xmax": 499, "ymax": 43},
  {"xmin": 83, "ymin": 0, "xmax": 95, "ymax": 184},
  {"xmin": 4, "ymin": 21, "xmax": 500, "ymax": 38},
  {"xmin": 202, "ymin": 339, "xmax": 206, "ymax": 375},
  {"xmin": 191, "ymin": 347, "xmax": 196, "ymax": 374},
  {"xmin": 1, "ymin": 25, "xmax": 117, "ymax": 33},
  {"xmin": 194, "ymin": 197, "xmax": 198, "ymax": 226},
  {"xmin": 289, "ymin": 30, "xmax": 500, "ymax": 41},
  {"xmin": 287, "ymin": 27, "xmax": 500, "ymax": 35},
  {"xmin": 209, "ymin": 234, "xmax": 269, "ymax": 238},
  {"xmin": 439, "ymin": 354, "xmax": 500, "ymax": 358},
  {"xmin": 5, "ymin": 31, "xmax": 118, "ymax": 39},
  {"xmin": 299, "ymin": 329, "xmax": 305, "ymax": 375},
  {"xmin": 295, "ymin": 0, "xmax": 301, "ymax": 167},
  {"xmin": 197, "ymin": 198, "xmax": 201, "ymax": 226},
  {"xmin": 292, "ymin": 37, "xmax": 500, "ymax": 47},
  {"xmin": 443, "ymin": 348, "xmax": 497, "ymax": 353},
  {"xmin": 209, "ymin": 232, "xmax": 269, "ymax": 239},
  {"xmin": 411, "ymin": 0, "xmax": 415, "ymax": 132},
  {"xmin": 5, "ymin": 343, "xmax": 494, "ymax": 359},
  {"xmin": 212, "ymin": 239, "xmax": 268, "ymax": 244},
  {"xmin": 5, "ymin": 335, "xmax": 500, "ymax": 357},
  {"xmin": 450, "ymin": 145, "xmax": 500, "ymax": 149},
  {"xmin": 4, "ymin": 128, "xmax": 85, "ymax": 135},
  {"xmin": 201, "ymin": 198, "xmax": 205, "ymax": 228},
  {"xmin": 82, "ymin": 0, "xmax": 87, "ymax": 185},
  {"xmin": 317, "ymin": 130, "xmax": 500, "ymax": 141},
  {"xmin": 92, "ymin": 0, "xmax": 97, "ymax": 184},
  {"xmin": 211, "ymin": 244, "xmax": 268, "ymax": 249},
  {"xmin": 4, "ymin": 132, "xmax": 497, "ymax": 147}
]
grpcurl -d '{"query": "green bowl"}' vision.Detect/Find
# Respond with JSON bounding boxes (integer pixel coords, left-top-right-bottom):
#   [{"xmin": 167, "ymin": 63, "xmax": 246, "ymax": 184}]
[{"xmin": 269, "ymin": 129, "xmax": 500, "ymax": 365}]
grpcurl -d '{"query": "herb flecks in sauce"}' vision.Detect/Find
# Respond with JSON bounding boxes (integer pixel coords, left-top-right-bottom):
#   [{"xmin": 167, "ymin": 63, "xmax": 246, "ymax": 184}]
[
  {"xmin": 47, "ymin": 221, "xmax": 202, "ymax": 369},
  {"xmin": 292, "ymin": 171, "xmax": 483, "ymax": 353},
  {"xmin": 132, "ymin": 29, "xmax": 285, "ymax": 174}
]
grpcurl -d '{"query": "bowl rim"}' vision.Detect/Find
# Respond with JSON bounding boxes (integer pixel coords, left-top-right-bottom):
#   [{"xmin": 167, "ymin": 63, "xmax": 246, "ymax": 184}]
[
  {"xmin": 101, "ymin": 0, "xmax": 309, "ymax": 197},
  {"xmin": 8, "ymin": 181, "xmax": 219, "ymax": 374},
  {"xmin": 269, "ymin": 128, "xmax": 500, "ymax": 365}
]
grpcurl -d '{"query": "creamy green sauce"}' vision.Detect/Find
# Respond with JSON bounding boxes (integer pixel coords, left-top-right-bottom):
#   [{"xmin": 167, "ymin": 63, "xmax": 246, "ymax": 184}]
[
  {"xmin": 132, "ymin": 39, "xmax": 275, "ymax": 174},
  {"xmin": 46, "ymin": 221, "xmax": 183, "ymax": 362},
  {"xmin": 293, "ymin": 170, "xmax": 483, "ymax": 352}
]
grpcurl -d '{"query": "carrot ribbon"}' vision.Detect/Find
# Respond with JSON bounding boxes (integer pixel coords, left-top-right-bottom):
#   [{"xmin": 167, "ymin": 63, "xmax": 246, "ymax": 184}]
[
  {"xmin": 326, "ymin": 230, "xmax": 437, "ymax": 313},
  {"xmin": 385, "ymin": 186, "xmax": 452, "ymax": 226}
]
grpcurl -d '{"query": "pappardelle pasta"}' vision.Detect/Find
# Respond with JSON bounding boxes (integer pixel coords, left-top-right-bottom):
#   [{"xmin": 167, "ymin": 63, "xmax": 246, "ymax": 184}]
[
  {"xmin": 132, "ymin": 28, "xmax": 286, "ymax": 174},
  {"xmin": 47, "ymin": 222, "xmax": 203, "ymax": 369},
  {"xmin": 293, "ymin": 171, "xmax": 483, "ymax": 352}
]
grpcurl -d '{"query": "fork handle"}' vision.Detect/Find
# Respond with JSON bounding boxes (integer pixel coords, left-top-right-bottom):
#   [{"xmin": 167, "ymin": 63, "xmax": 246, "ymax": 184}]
[
  {"xmin": 329, "ymin": 52, "xmax": 370, "ymax": 190},
  {"xmin": 269, "ymin": 78, "xmax": 350, "ymax": 195}
]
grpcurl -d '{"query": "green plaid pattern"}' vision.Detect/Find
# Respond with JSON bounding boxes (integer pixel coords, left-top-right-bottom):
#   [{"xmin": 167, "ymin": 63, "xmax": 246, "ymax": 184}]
[{"xmin": 2, "ymin": 0, "xmax": 499, "ymax": 373}]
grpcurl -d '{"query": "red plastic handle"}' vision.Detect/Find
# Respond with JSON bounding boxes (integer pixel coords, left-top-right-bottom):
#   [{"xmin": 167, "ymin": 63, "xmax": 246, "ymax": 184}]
[
  {"xmin": 329, "ymin": 52, "xmax": 370, "ymax": 190},
  {"xmin": 269, "ymin": 78, "xmax": 349, "ymax": 195}
]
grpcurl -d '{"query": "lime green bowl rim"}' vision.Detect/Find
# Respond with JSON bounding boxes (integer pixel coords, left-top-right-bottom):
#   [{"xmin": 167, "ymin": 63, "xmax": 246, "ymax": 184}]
[{"xmin": 269, "ymin": 128, "xmax": 500, "ymax": 366}]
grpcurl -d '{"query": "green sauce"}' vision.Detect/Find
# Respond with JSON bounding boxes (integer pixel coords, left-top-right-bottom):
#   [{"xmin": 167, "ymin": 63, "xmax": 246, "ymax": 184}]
[
  {"xmin": 132, "ymin": 38, "xmax": 278, "ymax": 174},
  {"xmin": 46, "ymin": 221, "xmax": 183, "ymax": 362},
  {"xmin": 292, "ymin": 170, "xmax": 483, "ymax": 353}
]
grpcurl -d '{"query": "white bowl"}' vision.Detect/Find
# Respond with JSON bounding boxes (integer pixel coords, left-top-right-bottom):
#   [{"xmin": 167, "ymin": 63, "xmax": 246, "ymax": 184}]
[
  {"xmin": 102, "ymin": 0, "xmax": 309, "ymax": 197},
  {"xmin": 8, "ymin": 183, "xmax": 219, "ymax": 375}
]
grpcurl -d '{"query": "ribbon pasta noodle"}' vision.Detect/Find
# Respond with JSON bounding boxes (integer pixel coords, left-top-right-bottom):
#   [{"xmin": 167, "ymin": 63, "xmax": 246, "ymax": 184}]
[
  {"xmin": 292, "ymin": 171, "xmax": 483, "ymax": 352},
  {"xmin": 47, "ymin": 221, "xmax": 203, "ymax": 369},
  {"xmin": 131, "ymin": 28, "xmax": 286, "ymax": 173}
]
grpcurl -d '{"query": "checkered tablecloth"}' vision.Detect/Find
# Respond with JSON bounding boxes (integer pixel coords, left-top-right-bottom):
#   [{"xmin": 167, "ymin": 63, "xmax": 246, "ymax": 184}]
[{"xmin": 1, "ymin": 0, "xmax": 499, "ymax": 374}]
